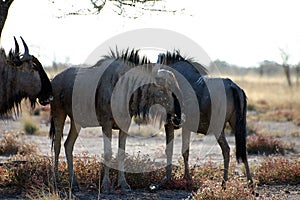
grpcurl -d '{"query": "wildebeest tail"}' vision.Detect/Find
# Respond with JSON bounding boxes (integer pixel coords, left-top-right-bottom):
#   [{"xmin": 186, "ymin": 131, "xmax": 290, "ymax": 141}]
[
  {"xmin": 231, "ymin": 83, "xmax": 247, "ymax": 163},
  {"xmin": 49, "ymin": 116, "xmax": 55, "ymax": 150}
]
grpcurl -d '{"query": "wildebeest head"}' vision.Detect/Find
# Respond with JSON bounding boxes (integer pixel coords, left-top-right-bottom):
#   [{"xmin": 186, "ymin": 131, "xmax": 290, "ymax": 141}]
[
  {"xmin": 8, "ymin": 37, "xmax": 52, "ymax": 106},
  {"xmin": 135, "ymin": 67, "xmax": 179, "ymax": 128}
]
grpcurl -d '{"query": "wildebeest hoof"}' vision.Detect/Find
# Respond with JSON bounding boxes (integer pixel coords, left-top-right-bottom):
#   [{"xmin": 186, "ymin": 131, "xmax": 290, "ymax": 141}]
[
  {"xmin": 118, "ymin": 181, "xmax": 131, "ymax": 193},
  {"xmin": 221, "ymin": 180, "xmax": 227, "ymax": 190},
  {"xmin": 101, "ymin": 179, "xmax": 113, "ymax": 194},
  {"xmin": 71, "ymin": 184, "xmax": 80, "ymax": 192},
  {"xmin": 101, "ymin": 185, "xmax": 112, "ymax": 194},
  {"xmin": 184, "ymin": 174, "xmax": 192, "ymax": 181}
]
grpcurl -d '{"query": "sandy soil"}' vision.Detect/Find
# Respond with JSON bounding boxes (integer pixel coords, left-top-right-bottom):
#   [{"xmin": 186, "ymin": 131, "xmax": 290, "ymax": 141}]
[{"xmin": 0, "ymin": 118, "xmax": 300, "ymax": 199}]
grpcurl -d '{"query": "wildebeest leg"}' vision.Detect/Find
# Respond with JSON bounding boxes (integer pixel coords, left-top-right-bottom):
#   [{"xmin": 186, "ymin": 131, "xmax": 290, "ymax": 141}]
[
  {"xmin": 243, "ymin": 156, "xmax": 253, "ymax": 186},
  {"xmin": 165, "ymin": 122, "xmax": 174, "ymax": 181},
  {"xmin": 52, "ymin": 112, "xmax": 66, "ymax": 188},
  {"xmin": 149, "ymin": 122, "xmax": 174, "ymax": 191},
  {"xmin": 101, "ymin": 123, "xmax": 113, "ymax": 193},
  {"xmin": 64, "ymin": 119, "xmax": 81, "ymax": 190},
  {"xmin": 117, "ymin": 130, "xmax": 131, "ymax": 192},
  {"xmin": 217, "ymin": 131, "xmax": 230, "ymax": 188},
  {"xmin": 182, "ymin": 127, "xmax": 191, "ymax": 180}
]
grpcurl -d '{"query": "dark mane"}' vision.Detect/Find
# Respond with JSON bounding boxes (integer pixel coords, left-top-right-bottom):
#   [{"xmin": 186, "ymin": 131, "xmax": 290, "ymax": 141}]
[
  {"xmin": 106, "ymin": 48, "xmax": 149, "ymax": 66},
  {"xmin": 158, "ymin": 50, "xmax": 208, "ymax": 75},
  {"xmin": 158, "ymin": 50, "xmax": 190, "ymax": 65}
]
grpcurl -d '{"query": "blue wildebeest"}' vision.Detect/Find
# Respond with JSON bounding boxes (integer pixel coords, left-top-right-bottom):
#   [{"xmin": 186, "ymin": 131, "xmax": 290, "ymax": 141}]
[
  {"xmin": 49, "ymin": 49, "xmax": 181, "ymax": 193},
  {"xmin": 156, "ymin": 51, "xmax": 253, "ymax": 188},
  {"xmin": 0, "ymin": 37, "xmax": 52, "ymax": 116}
]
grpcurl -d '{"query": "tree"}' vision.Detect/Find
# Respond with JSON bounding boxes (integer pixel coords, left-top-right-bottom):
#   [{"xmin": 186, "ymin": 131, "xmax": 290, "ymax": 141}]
[
  {"xmin": 279, "ymin": 48, "xmax": 292, "ymax": 87},
  {"xmin": 0, "ymin": 0, "xmax": 14, "ymax": 40},
  {"xmin": 0, "ymin": 0, "xmax": 181, "ymax": 39},
  {"xmin": 50, "ymin": 0, "xmax": 181, "ymax": 18},
  {"xmin": 296, "ymin": 63, "xmax": 300, "ymax": 86},
  {"xmin": 259, "ymin": 60, "xmax": 281, "ymax": 76}
]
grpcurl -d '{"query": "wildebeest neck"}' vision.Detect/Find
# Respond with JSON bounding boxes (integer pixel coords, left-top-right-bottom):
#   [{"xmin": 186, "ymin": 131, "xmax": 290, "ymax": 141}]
[{"xmin": 31, "ymin": 56, "xmax": 53, "ymax": 105}]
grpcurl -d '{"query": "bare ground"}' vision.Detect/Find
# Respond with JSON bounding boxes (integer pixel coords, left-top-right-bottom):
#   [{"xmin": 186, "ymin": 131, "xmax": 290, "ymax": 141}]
[{"xmin": 0, "ymin": 118, "xmax": 300, "ymax": 199}]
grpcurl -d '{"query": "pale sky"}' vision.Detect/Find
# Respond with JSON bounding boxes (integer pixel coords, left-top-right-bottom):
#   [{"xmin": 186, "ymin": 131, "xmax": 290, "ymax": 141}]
[{"xmin": 2, "ymin": 0, "xmax": 300, "ymax": 67}]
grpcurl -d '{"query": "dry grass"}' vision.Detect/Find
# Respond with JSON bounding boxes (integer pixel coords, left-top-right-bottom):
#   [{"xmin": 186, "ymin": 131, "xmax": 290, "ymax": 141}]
[
  {"xmin": 233, "ymin": 75, "xmax": 298, "ymax": 104},
  {"xmin": 228, "ymin": 75, "xmax": 300, "ymax": 124},
  {"xmin": 1, "ymin": 153, "xmax": 299, "ymax": 199}
]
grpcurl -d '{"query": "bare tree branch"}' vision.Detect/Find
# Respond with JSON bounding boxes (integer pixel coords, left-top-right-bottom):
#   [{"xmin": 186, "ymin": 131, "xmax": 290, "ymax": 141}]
[
  {"xmin": 279, "ymin": 47, "xmax": 292, "ymax": 87},
  {"xmin": 50, "ymin": 0, "xmax": 182, "ymax": 18},
  {"xmin": 279, "ymin": 48, "xmax": 289, "ymax": 65},
  {"xmin": 0, "ymin": 0, "xmax": 15, "ymax": 39}
]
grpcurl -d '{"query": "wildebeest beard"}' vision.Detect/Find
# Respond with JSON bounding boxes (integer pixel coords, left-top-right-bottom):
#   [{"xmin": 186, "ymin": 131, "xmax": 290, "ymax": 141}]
[
  {"xmin": 129, "ymin": 83, "xmax": 175, "ymax": 130},
  {"xmin": 0, "ymin": 49, "xmax": 37, "ymax": 116}
]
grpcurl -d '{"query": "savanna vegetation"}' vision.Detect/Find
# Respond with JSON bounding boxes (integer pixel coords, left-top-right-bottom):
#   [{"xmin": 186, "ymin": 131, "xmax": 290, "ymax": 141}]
[{"xmin": 0, "ymin": 64, "xmax": 299, "ymax": 199}]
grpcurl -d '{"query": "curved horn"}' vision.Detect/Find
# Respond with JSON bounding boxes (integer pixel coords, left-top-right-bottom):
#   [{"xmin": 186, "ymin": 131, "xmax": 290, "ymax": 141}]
[
  {"xmin": 13, "ymin": 36, "xmax": 19, "ymax": 56},
  {"xmin": 20, "ymin": 36, "xmax": 29, "ymax": 55},
  {"xmin": 20, "ymin": 36, "xmax": 32, "ymax": 61}
]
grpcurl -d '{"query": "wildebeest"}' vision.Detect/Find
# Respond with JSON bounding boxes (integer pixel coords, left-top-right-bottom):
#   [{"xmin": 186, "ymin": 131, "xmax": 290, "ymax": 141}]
[
  {"xmin": 156, "ymin": 51, "xmax": 253, "ymax": 187},
  {"xmin": 0, "ymin": 37, "xmax": 52, "ymax": 116},
  {"xmin": 49, "ymin": 49, "xmax": 181, "ymax": 193}
]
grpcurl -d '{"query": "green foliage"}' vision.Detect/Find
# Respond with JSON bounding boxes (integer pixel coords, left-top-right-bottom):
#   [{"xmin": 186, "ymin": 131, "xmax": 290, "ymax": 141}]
[
  {"xmin": 23, "ymin": 118, "xmax": 39, "ymax": 135},
  {"xmin": 247, "ymin": 134, "xmax": 285, "ymax": 155}
]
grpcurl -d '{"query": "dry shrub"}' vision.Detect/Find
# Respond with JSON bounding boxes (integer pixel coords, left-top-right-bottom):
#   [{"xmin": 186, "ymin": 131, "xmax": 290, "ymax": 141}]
[
  {"xmin": 247, "ymin": 134, "xmax": 285, "ymax": 155},
  {"xmin": 0, "ymin": 134, "xmax": 37, "ymax": 156},
  {"xmin": 26, "ymin": 188, "xmax": 61, "ymax": 200},
  {"xmin": 2, "ymin": 152, "xmax": 299, "ymax": 199},
  {"xmin": 62, "ymin": 153, "xmax": 166, "ymax": 190},
  {"xmin": 193, "ymin": 178, "xmax": 256, "ymax": 200},
  {"xmin": 10, "ymin": 155, "xmax": 53, "ymax": 190},
  {"xmin": 73, "ymin": 154, "xmax": 102, "ymax": 190},
  {"xmin": 256, "ymin": 156, "xmax": 300, "ymax": 185}
]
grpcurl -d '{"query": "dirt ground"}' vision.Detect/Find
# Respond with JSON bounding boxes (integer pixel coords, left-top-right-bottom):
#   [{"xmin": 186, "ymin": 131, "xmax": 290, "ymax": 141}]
[{"xmin": 0, "ymin": 118, "xmax": 300, "ymax": 199}]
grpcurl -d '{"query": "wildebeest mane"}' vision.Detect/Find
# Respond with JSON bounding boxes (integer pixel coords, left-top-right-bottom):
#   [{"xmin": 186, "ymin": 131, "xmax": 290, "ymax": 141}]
[
  {"xmin": 158, "ymin": 50, "xmax": 208, "ymax": 76},
  {"xmin": 104, "ymin": 48, "xmax": 150, "ymax": 67}
]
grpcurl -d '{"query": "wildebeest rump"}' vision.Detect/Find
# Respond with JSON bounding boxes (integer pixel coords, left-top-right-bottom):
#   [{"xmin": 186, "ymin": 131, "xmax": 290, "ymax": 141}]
[
  {"xmin": 0, "ymin": 37, "xmax": 52, "ymax": 116},
  {"xmin": 157, "ymin": 51, "xmax": 253, "ymax": 187},
  {"xmin": 49, "ymin": 49, "xmax": 181, "ymax": 193}
]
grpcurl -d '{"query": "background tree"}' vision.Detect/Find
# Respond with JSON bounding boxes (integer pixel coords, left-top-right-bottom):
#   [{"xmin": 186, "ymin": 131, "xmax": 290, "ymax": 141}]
[
  {"xmin": 50, "ymin": 0, "xmax": 181, "ymax": 18},
  {"xmin": 279, "ymin": 48, "xmax": 292, "ymax": 87},
  {"xmin": 0, "ymin": 0, "xmax": 181, "ymax": 40},
  {"xmin": 0, "ymin": 0, "xmax": 14, "ymax": 40},
  {"xmin": 259, "ymin": 60, "xmax": 281, "ymax": 77},
  {"xmin": 296, "ymin": 63, "xmax": 300, "ymax": 86}
]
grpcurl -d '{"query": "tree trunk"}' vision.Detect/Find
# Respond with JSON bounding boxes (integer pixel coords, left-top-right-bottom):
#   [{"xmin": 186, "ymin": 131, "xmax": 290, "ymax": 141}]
[
  {"xmin": 0, "ymin": 0, "xmax": 14, "ymax": 41},
  {"xmin": 282, "ymin": 64, "xmax": 292, "ymax": 87},
  {"xmin": 296, "ymin": 65, "xmax": 300, "ymax": 86}
]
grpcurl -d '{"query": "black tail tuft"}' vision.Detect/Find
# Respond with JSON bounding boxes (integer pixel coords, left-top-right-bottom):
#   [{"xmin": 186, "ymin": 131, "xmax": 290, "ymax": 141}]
[
  {"xmin": 49, "ymin": 116, "xmax": 55, "ymax": 150},
  {"xmin": 231, "ymin": 84, "xmax": 248, "ymax": 163}
]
